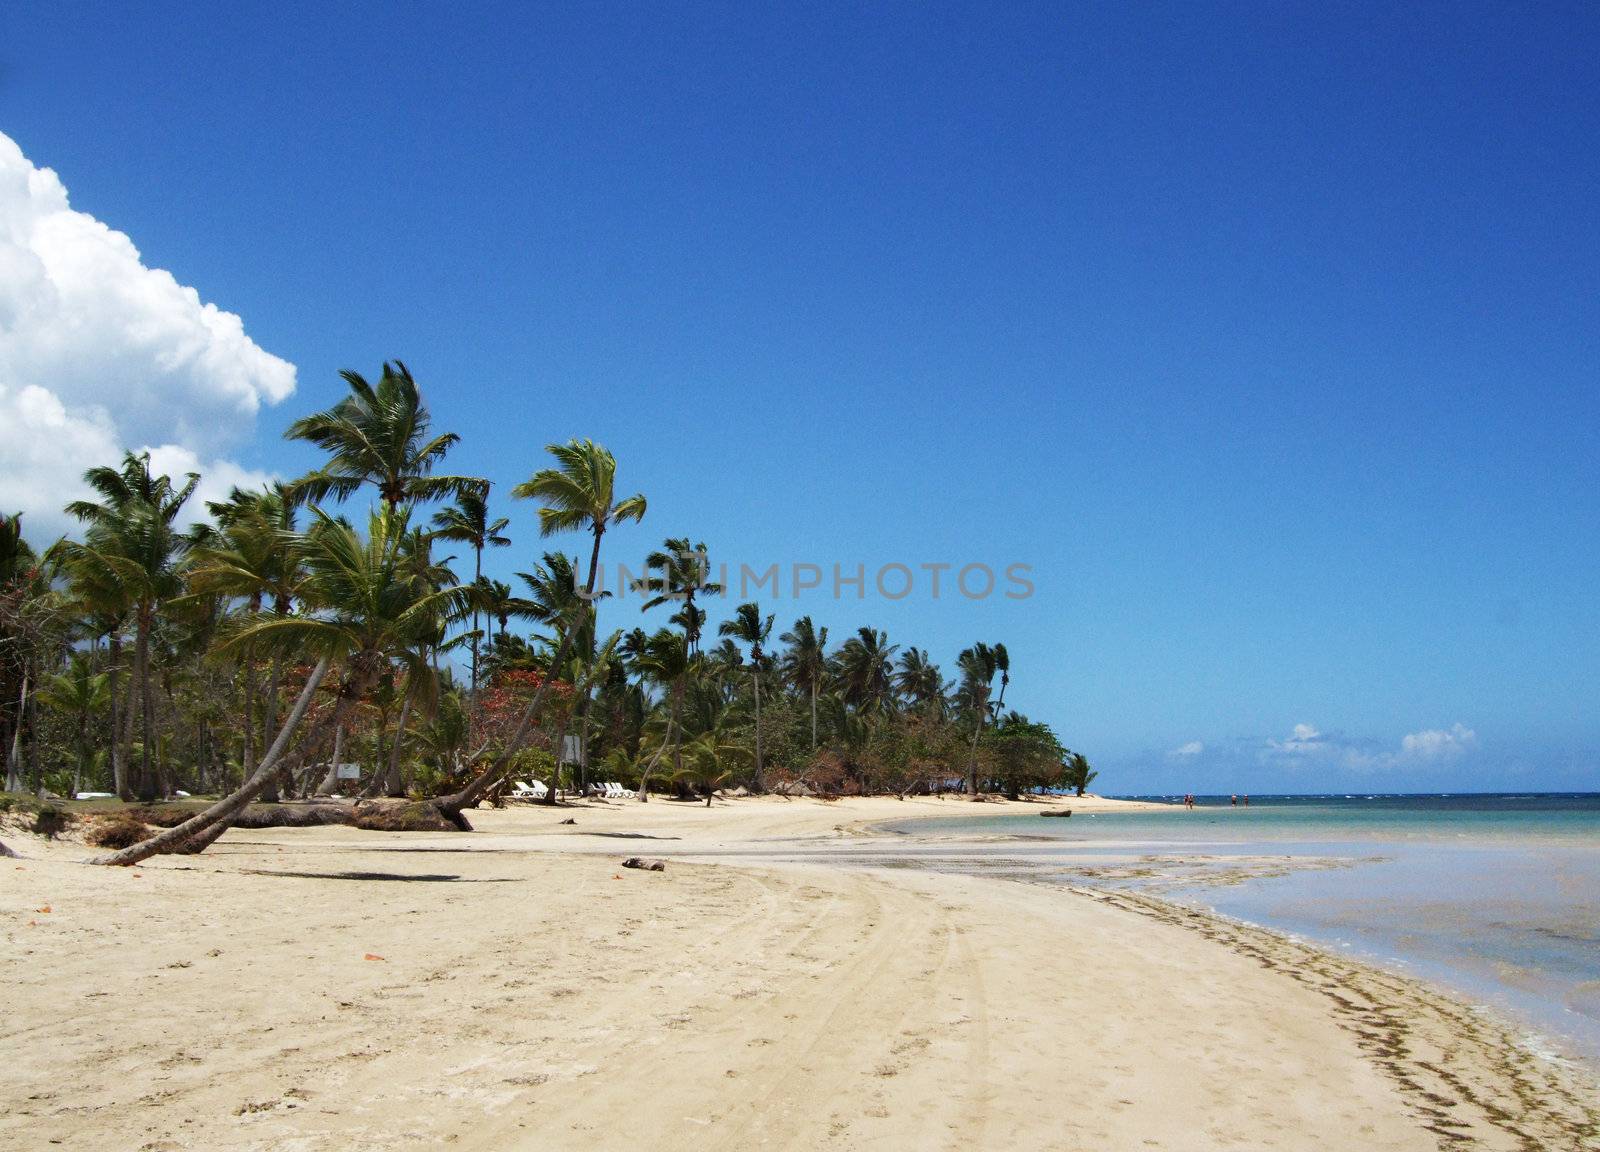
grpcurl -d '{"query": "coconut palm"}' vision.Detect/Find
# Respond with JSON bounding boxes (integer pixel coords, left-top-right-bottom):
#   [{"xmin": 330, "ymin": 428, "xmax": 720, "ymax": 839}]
[
  {"xmin": 632, "ymin": 627, "xmax": 695, "ymax": 802},
  {"xmin": 184, "ymin": 485, "xmax": 305, "ymax": 790},
  {"xmin": 718, "ymin": 602, "xmax": 773, "ymax": 792},
  {"xmin": 37, "ymin": 654, "xmax": 110, "ymax": 795},
  {"xmin": 431, "ymin": 440, "xmax": 645, "ymax": 815},
  {"xmin": 430, "ymin": 487, "xmax": 511, "ymax": 696},
  {"xmin": 894, "ymin": 647, "xmax": 946, "ymax": 720},
  {"xmin": 779, "ymin": 616, "xmax": 829, "ymax": 749},
  {"xmin": 634, "ymin": 537, "xmax": 722, "ymax": 652},
  {"xmin": 956, "ymin": 641, "xmax": 1009, "ymax": 797},
  {"xmin": 834, "ymin": 626, "xmax": 898, "ymax": 717},
  {"xmin": 60, "ymin": 452, "xmax": 198, "ymax": 801},
  {"xmin": 284, "ymin": 361, "xmax": 486, "ymax": 512},
  {"xmin": 90, "ymin": 505, "xmax": 472, "ymax": 865},
  {"xmin": 1062, "ymin": 751, "xmax": 1097, "ymax": 797}
]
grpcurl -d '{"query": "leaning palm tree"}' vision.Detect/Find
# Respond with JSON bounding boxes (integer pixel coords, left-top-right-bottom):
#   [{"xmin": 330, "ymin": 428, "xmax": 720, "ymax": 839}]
[
  {"xmin": 284, "ymin": 361, "xmax": 486, "ymax": 512},
  {"xmin": 719, "ymin": 602, "xmax": 773, "ymax": 792},
  {"xmin": 634, "ymin": 537, "xmax": 722, "ymax": 652},
  {"xmin": 956, "ymin": 641, "xmax": 1009, "ymax": 798},
  {"xmin": 429, "ymin": 440, "xmax": 645, "ymax": 816},
  {"xmin": 779, "ymin": 616, "xmax": 829, "ymax": 749},
  {"xmin": 89, "ymin": 506, "xmax": 472, "ymax": 865},
  {"xmin": 1063, "ymin": 751, "xmax": 1097, "ymax": 797},
  {"xmin": 61, "ymin": 452, "xmax": 198, "ymax": 801},
  {"xmin": 430, "ymin": 486, "xmax": 511, "ymax": 696}
]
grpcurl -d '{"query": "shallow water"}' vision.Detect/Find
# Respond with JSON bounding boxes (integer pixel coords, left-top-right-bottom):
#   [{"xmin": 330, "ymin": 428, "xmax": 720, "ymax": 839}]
[{"xmin": 881, "ymin": 794, "xmax": 1600, "ymax": 1067}]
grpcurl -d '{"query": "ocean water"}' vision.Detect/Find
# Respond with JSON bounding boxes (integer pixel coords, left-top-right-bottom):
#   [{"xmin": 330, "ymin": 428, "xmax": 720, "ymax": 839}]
[{"xmin": 885, "ymin": 794, "xmax": 1600, "ymax": 1067}]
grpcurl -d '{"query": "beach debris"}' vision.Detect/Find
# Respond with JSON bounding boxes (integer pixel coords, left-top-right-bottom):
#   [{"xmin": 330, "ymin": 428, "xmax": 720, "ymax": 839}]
[
  {"xmin": 363, "ymin": 953, "xmax": 386, "ymax": 961},
  {"xmin": 560, "ymin": 817, "xmax": 577, "ymax": 825},
  {"xmin": 621, "ymin": 857, "xmax": 666, "ymax": 872},
  {"xmin": 1040, "ymin": 809, "xmax": 1073, "ymax": 818}
]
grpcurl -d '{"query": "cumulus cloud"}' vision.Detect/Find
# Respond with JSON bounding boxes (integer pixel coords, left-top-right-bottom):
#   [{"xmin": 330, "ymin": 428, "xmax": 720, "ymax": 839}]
[
  {"xmin": 1399, "ymin": 723, "xmax": 1477, "ymax": 761},
  {"xmin": 1266, "ymin": 723, "xmax": 1329, "ymax": 756},
  {"xmin": 1168, "ymin": 740, "xmax": 1204, "ymax": 758},
  {"xmin": 1263, "ymin": 721, "xmax": 1478, "ymax": 773},
  {"xmin": 0, "ymin": 131, "xmax": 294, "ymax": 535}
]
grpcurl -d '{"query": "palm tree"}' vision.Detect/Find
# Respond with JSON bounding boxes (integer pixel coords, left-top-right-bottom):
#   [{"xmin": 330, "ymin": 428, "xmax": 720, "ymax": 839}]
[
  {"xmin": 779, "ymin": 616, "xmax": 829, "ymax": 750},
  {"xmin": 284, "ymin": 361, "xmax": 486, "ymax": 511},
  {"xmin": 430, "ymin": 487, "xmax": 511, "ymax": 696},
  {"xmin": 432, "ymin": 440, "xmax": 645, "ymax": 816},
  {"xmin": 956, "ymin": 642, "xmax": 1009, "ymax": 798},
  {"xmin": 718, "ymin": 602, "xmax": 773, "ymax": 792},
  {"xmin": 894, "ymin": 648, "xmax": 946, "ymax": 720},
  {"xmin": 475, "ymin": 577, "xmax": 539, "ymax": 648},
  {"xmin": 634, "ymin": 537, "xmax": 722, "ymax": 652},
  {"xmin": 90, "ymin": 505, "xmax": 472, "ymax": 865},
  {"xmin": 184, "ymin": 485, "xmax": 305, "ymax": 792},
  {"xmin": 632, "ymin": 627, "xmax": 695, "ymax": 802},
  {"xmin": 37, "ymin": 654, "xmax": 110, "ymax": 795},
  {"xmin": 61, "ymin": 452, "xmax": 198, "ymax": 801},
  {"xmin": 835, "ymin": 626, "xmax": 898, "ymax": 717},
  {"xmin": 516, "ymin": 551, "xmax": 604, "ymax": 803},
  {"xmin": 1063, "ymin": 751, "xmax": 1097, "ymax": 797}
]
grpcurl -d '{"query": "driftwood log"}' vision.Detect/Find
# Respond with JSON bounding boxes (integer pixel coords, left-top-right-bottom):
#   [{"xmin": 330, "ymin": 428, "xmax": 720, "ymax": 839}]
[
  {"xmin": 621, "ymin": 857, "xmax": 666, "ymax": 871},
  {"xmin": 1040, "ymin": 809, "xmax": 1073, "ymax": 818}
]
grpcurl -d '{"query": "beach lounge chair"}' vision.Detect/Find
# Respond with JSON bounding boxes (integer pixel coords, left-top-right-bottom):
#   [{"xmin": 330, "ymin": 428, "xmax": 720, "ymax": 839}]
[{"xmin": 510, "ymin": 780, "xmax": 548, "ymax": 801}]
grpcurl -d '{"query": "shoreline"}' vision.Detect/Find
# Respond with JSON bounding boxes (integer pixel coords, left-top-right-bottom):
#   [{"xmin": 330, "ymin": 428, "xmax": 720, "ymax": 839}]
[{"xmin": 4, "ymin": 795, "xmax": 1597, "ymax": 1150}]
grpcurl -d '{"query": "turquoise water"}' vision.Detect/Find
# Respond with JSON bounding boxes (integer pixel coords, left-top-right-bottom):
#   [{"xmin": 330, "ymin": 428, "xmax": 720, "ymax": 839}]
[{"xmin": 886, "ymin": 794, "xmax": 1600, "ymax": 1067}]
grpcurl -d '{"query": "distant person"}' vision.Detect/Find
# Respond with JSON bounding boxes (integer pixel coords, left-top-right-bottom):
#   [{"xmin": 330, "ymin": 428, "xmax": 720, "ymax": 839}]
[
  {"xmin": 1230, "ymin": 794, "xmax": 1237, "ymax": 807},
  {"xmin": 1243, "ymin": 794, "xmax": 1249, "ymax": 807}
]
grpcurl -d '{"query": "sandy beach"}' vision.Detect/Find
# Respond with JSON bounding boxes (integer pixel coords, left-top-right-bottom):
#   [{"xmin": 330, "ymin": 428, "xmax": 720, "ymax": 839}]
[{"xmin": 4, "ymin": 795, "xmax": 1597, "ymax": 1151}]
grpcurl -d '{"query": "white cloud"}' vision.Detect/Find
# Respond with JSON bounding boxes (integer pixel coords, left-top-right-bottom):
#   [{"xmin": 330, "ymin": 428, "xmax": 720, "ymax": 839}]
[
  {"xmin": 1399, "ymin": 723, "xmax": 1477, "ymax": 761},
  {"xmin": 1262, "ymin": 721, "xmax": 1478, "ymax": 773},
  {"xmin": 0, "ymin": 131, "xmax": 294, "ymax": 536},
  {"xmin": 1168, "ymin": 740, "xmax": 1204, "ymax": 758},
  {"xmin": 1267, "ymin": 723, "xmax": 1328, "ymax": 756}
]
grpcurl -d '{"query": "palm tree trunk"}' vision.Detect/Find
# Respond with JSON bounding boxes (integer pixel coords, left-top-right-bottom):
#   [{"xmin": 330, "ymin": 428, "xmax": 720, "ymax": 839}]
[
  {"xmin": 133, "ymin": 613, "xmax": 157, "ymax": 801},
  {"xmin": 88, "ymin": 657, "xmax": 333, "ymax": 866},
  {"xmin": 433, "ymin": 524, "xmax": 607, "ymax": 817},
  {"xmin": 241, "ymin": 658, "xmax": 257, "ymax": 783},
  {"xmin": 4, "ymin": 668, "xmax": 26, "ymax": 793},
  {"xmin": 107, "ymin": 635, "xmax": 126, "ymax": 799},
  {"xmin": 966, "ymin": 711, "xmax": 986, "ymax": 798},
  {"xmin": 546, "ymin": 710, "xmax": 571, "ymax": 806},
  {"xmin": 752, "ymin": 669, "xmax": 764, "ymax": 792},
  {"xmin": 27, "ymin": 667, "xmax": 42, "ymax": 797},
  {"xmin": 385, "ymin": 693, "xmax": 412, "ymax": 797},
  {"xmin": 635, "ymin": 715, "xmax": 674, "ymax": 802},
  {"xmin": 260, "ymin": 658, "xmax": 284, "ymax": 801},
  {"xmin": 75, "ymin": 707, "xmax": 89, "ymax": 795},
  {"xmin": 810, "ymin": 679, "xmax": 817, "ymax": 750},
  {"xmin": 316, "ymin": 724, "xmax": 346, "ymax": 795},
  {"xmin": 471, "ymin": 547, "xmax": 482, "ymax": 700}
]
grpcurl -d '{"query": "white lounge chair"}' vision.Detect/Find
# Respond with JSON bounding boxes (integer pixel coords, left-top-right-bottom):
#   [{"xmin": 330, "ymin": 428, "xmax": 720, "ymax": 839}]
[{"xmin": 510, "ymin": 780, "xmax": 548, "ymax": 800}]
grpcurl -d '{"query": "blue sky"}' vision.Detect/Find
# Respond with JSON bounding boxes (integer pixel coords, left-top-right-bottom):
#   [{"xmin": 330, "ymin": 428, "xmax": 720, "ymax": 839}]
[{"xmin": 2, "ymin": 2, "xmax": 1597, "ymax": 792}]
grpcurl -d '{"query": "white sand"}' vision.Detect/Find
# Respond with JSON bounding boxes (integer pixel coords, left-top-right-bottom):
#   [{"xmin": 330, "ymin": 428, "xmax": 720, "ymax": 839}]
[{"xmin": 3, "ymin": 795, "xmax": 1595, "ymax": 1150}]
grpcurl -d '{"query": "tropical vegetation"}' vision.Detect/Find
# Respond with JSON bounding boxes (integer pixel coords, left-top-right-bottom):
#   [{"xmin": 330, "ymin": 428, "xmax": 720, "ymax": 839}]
[{"xmin": 0, "ymin": 364, "xmax": 1094, "ymax": 862}]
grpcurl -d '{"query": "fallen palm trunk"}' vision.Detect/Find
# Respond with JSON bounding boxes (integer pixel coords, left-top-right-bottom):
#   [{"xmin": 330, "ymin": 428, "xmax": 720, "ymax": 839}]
[{"xmin": 87, "ymin": 658, "xmax": 331, "ymax": 866}]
